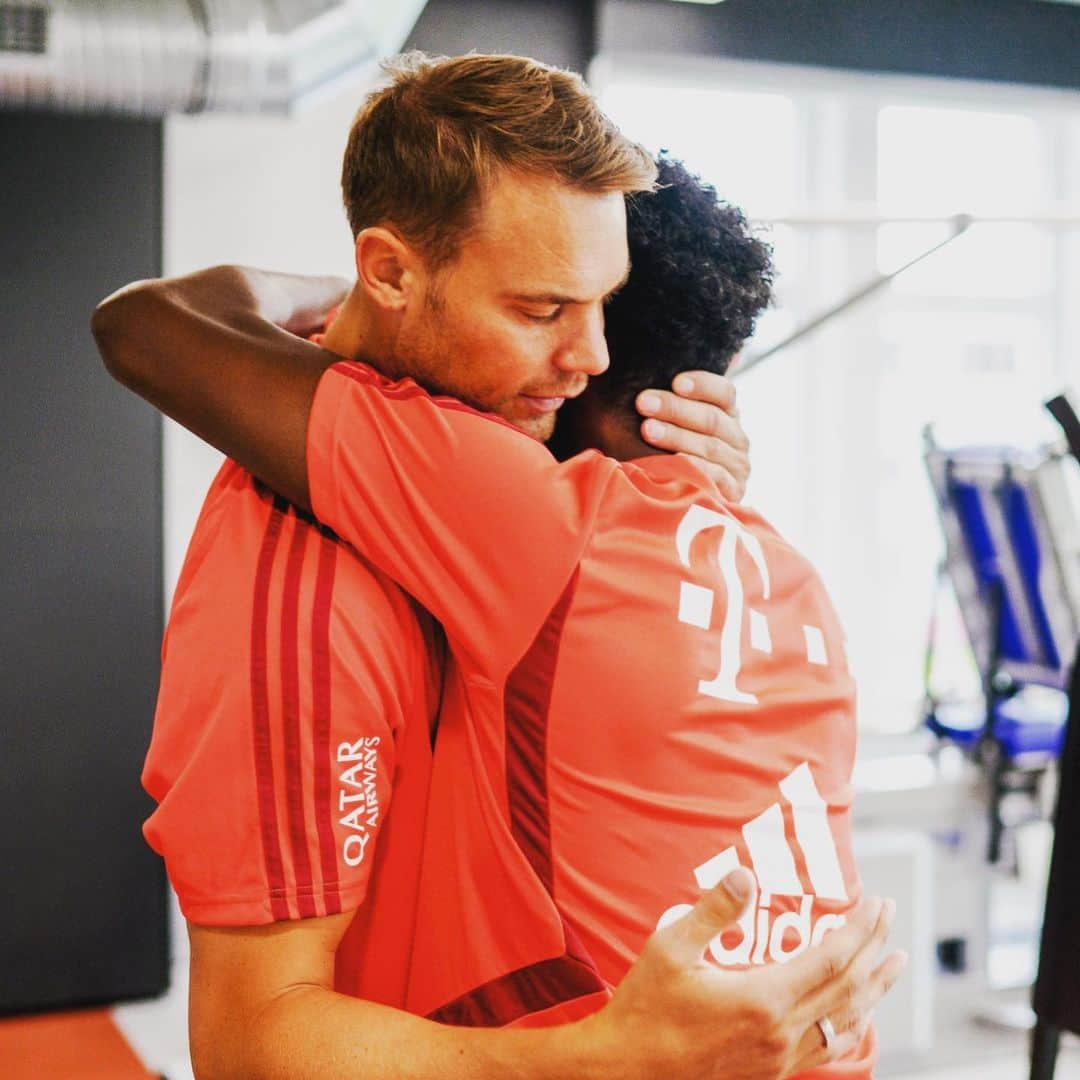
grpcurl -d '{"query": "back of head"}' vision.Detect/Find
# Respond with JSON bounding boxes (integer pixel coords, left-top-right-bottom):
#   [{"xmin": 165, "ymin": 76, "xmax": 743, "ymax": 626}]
[
  {"xmin": 598, "ymin": 155, "xmax": 774, "ymax": 413},
  {"xmin": 341, "ymin": 52, "xmax": 657, "ymax": 267}
]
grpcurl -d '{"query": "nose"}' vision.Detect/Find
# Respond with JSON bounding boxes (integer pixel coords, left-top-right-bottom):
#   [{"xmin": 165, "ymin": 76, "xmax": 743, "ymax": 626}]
[{"xmin": 556, "ymin": 305, "xmax": 610, "ymax": 377}]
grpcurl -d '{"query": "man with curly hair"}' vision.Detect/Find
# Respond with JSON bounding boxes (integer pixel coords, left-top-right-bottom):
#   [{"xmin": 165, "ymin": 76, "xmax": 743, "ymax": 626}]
[{"xmin": 553, "ymin": 153, "xmax": 775, "ymax": 462}]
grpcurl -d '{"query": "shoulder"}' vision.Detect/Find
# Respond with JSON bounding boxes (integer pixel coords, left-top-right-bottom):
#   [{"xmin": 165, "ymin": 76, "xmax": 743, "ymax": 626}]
[
  {"xmin": 167, "ymin": 465, "xmax": 426, "ymax": 684},
  {"xmin": 319, "ymin": 360, "xmax": 558, "ymax": 462}
]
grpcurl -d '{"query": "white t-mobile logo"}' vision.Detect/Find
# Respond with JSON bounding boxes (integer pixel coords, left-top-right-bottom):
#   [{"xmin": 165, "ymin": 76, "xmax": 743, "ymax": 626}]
[{"xmin": 676, "ymin": 505, "xmax": 829, "ymax": 703}]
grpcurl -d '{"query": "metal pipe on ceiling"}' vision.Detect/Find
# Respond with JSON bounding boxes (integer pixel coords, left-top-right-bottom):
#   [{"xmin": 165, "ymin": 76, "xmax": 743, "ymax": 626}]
[{"xmin": 0, "ymin": 0, "xmax": 430, "ymax": 116}]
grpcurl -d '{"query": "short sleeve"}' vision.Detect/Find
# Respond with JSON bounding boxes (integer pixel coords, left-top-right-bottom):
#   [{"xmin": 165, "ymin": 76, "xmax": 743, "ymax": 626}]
[
  {"xmin": 306, "ymin": 362, "xmax": 618, "ymax": 677},
  {"xmin": 142, "ymin": 467, "xmax": 434, "ymax": 926}
]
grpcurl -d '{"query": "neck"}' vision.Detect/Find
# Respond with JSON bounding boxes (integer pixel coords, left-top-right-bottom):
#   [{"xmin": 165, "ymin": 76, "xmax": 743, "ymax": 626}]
[
  {"xmin": 557, "ymin": 393, "xmax": 663, "ymax": 462},
  {"xmin": 319, "ymin": 285, "xmax": 400, "ymax": 376}
]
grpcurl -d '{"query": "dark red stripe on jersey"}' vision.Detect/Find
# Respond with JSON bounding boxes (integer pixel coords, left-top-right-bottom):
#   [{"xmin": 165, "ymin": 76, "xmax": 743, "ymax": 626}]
[
  {"xmin": 504, "ymin": 567, "xmax": 581, "ymax": 894},
  {"xmin": 428, "ymin": 568, "xmax": 606, "ymax": 1027},
  {"xmin": 280, "ymin": 514, "xmax": 317, "ymax": 918},
  {"xmin": 425, "ymin": 929, "xmax": 603, "ymax": 1027},
  {"xmin": 311, "ymin": 530, "xmax": 341, "ymax": 916},
  {"xmin": 251, "ymin": 497, "xmax": 290, "ymax": 921}
]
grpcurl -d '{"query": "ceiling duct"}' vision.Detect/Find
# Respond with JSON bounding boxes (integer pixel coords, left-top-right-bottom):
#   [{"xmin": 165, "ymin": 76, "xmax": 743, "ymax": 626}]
[{"xmin": 0, "ymin": 0, "xmax": 430, "ymax": 116}]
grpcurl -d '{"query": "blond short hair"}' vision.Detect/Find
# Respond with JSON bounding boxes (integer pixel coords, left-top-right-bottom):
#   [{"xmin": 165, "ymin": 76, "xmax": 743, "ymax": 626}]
[{"xmin": 341, "ymin": 52, "xmax": 657, "ymax": 267}]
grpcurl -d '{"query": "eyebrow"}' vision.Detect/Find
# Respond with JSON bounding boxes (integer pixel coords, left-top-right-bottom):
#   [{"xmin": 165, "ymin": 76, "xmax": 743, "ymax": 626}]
[{"xmin": 509, "ymin": 261, "xmax": 631, "ymax": 306}]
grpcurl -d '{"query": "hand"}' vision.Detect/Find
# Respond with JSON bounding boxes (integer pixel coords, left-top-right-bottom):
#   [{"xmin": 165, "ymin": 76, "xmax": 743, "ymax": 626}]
[
  {"xmin": 577, "ymin": 869, "xmax": 906, "ymax": 1080},
  {"xmin": 636, "ymin": 372, "xmax": 750, "ymax": 501},
  {"xmin": 270, "ymin": 273, "xmax": 353, "ymax": 339}
]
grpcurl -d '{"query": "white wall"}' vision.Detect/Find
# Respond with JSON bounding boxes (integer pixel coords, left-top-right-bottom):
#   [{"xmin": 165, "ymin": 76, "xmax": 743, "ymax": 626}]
[{"xmin": 161, "ymin": 78, "xmax": 376, "ymax": 600}]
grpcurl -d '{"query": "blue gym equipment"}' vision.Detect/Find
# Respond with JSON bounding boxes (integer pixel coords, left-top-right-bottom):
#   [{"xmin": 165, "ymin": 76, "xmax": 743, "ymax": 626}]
[{"xmin": 922, "ymin": 397, "xmax": 1080, "ymax": 865}]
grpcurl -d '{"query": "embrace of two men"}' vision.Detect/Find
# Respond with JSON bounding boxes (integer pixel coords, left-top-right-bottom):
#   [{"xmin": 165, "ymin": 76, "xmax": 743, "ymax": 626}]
[{"xmin": 93, "ymin": 52, "xmax": 904, "ymax": 1080}]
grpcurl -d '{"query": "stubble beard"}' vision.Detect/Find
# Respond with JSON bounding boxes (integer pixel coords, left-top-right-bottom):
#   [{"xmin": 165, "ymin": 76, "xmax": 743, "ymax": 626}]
[
  {"xmin": 395, "ymin": 293, "xmax": 558, "ymax": 444},
  {"xmin": 516, "ymin": 410, "xmax": 557, "ymax": 442}
]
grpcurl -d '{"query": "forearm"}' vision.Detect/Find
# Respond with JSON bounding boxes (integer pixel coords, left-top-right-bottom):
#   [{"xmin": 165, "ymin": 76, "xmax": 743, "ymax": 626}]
[
  {"xmin": 93, "ymin": 264, "xmax": 341, "ymax": 388},
  {"xmin": 209, "ymin": 985, "xmax": 606, "ymax": 1080},
  {"xmin": 91, "ymin": 266, "xmax": 347, "ymax": 508}
]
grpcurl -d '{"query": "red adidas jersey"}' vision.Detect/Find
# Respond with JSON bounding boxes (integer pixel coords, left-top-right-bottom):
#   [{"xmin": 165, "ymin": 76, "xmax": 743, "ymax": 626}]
[
  {"xmin": 143, "ymin": 460, "xmax": 444, "ymax": 1007},
  {"xmin": 308, "ymin": 361, "xmax": 875, "ymax": 1076}
]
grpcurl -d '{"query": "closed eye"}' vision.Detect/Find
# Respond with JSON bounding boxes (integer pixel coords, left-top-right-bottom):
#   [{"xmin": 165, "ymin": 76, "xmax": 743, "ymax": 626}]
[{"xmin": 520, "ymin": 305, "xmax": 562, "ymax": 323}]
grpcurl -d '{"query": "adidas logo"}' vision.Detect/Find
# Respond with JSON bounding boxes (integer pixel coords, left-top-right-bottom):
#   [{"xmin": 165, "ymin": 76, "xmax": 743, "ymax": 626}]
[{"xmin": 656, "ymin": 762, "xmax": 849, "ymax": 966}]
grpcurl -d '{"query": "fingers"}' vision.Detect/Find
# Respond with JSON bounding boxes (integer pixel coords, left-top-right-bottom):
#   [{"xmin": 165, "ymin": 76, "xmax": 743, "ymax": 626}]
[
  {"xmin": 673, "ymin": 371, "xmax": 739, "ymax": 415},
  {"xmin": 789, "ymin": 1011, "xmax": 863, "ymax": 1075},
  {"xmin": 636, "ymin": 384, "xmax": 747, "ymax": 450},
  {"xmin": 636, "ymin": 375, "xmax": 750, "ymax": 501},
  {"xmin": 778, "ymin": 897, "xmax": 885, "ymax": 1005},
  {"xmin": 790, "ymin": 949, "xmax": 908, "ymax": 1075},
  {"xmin": 280, "ymin": 276, "xmax": 353, "ymax": 336},
  {"xmin": 800, "ymin": 898, "xmax": 896, "ymax": 1017},
  {"xmin": 637, "ymin": 416, "xmax": 749, "ymax": 499},
  {"xmin": 656, "ymin": 869, "xmax": 755, "ymax": 966},
  {"xmin": 310, "ymin": 274, "xmax": 353, "ymax": 305},
  {"xmin": 663, "ymin": 450, "xmax": 744, "ymax": 501},
  {"xmin": 782, "ymin": 898, "xmax": 902, "ymax": 1074}
]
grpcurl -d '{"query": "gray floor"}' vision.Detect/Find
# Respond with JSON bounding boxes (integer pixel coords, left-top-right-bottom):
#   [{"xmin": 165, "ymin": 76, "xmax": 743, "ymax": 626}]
[{"xmin": 881, "ymin": 984, "xmax": 1080, "ymax": 1079}]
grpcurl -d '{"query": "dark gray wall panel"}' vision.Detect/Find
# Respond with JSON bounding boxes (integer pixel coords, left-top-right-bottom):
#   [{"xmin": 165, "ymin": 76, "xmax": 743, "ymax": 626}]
[
  {"xmin": 408, "ymin": 0, "xmax": 596, "ymax": 73},
  {"xmin": 407, "ymin": 0, "xmax": 1080, "ymax": 90},
  {"xmin": 601, "ymin": 0, "xmax": 1080, "ymax": 91},
  {"xmin": 0, "ymin": 111, "xmax": 167, "ymax": 1012}
]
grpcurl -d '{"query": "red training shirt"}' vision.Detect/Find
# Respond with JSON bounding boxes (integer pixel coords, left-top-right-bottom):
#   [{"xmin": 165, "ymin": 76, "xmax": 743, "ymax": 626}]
[
  {"xmin": 143, "ymin": 460, "xmax": 444, "ymax": 1007},
  {"xmin": 306, "ymin": 361, "xmax": 876, "ymax": 1077}
]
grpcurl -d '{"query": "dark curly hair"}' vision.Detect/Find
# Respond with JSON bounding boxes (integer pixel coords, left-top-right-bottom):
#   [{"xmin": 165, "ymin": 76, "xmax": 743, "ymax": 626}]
[{"xmin": 595, "ymin": 153, "xmax": 774, "ymax": 412}]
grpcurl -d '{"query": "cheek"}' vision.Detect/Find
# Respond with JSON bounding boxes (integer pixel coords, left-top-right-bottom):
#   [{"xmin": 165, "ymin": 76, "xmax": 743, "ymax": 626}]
[
  {"xmin": 489, "ymin": 320, "xmax": 557, "ymax": 372},
  {"xmin": 438, "ymin": 297, "xmax": 560, "ymax": 402},
  {"xmin": 461, "ymin": 315, "xmax": 547, "ymax": 371}
]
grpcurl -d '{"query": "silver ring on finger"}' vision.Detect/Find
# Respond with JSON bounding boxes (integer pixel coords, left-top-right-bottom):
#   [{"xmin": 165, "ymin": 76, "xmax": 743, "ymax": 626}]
[{"xmin": 816, "ymin": 1015, "xmax": 837, "ymax": 1053}]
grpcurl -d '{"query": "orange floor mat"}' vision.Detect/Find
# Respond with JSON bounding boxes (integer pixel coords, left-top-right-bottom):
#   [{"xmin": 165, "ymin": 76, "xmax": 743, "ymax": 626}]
[{"xmin": 0, "ymin": 1008, "xmax": 155, "ymax": 1079}]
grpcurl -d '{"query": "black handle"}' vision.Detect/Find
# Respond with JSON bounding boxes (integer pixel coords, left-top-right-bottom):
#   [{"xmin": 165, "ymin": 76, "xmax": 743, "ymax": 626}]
[{"xmin": 1047, "ymin": 393, "xmax": 1080, "ymax": 463}]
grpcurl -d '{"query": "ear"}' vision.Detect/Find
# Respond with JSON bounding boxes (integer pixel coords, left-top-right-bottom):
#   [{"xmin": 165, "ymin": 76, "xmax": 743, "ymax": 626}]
[{"xmin": 353, "ymin": 226, "xmax": 423, "ymax": 313}]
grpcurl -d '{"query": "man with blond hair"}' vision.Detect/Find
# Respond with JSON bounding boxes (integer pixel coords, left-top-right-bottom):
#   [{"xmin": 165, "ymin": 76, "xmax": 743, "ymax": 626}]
[{"xmin": 95, "ymin": 53, "xmax": 899, "ymax": 1078}]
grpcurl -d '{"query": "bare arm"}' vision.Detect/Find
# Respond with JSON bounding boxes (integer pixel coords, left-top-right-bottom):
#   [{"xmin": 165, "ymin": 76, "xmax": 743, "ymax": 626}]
[
  {"xmin": 92, "ymin": 267, "xmax": 752, "ymax": 506},
  {"xmin": 188, "ymin": 911, "xmax": 595, "ymax": 1080},
  {"xmin": 91, "ymin": 266, "xmax": 348, "ymax": 510},
  {"xmin": 188, "ymin": 871, "xmax": 903, "ymax": 1080}
]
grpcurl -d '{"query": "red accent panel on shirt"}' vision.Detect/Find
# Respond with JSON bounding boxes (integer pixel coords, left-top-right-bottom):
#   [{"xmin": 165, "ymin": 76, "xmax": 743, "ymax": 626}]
[
  {"xmin": 505, "ymin": 566, "xmax": 581, "ymax": 894},
  {"xmin": 425, "ymin": 947, "xmax": 605, "ymax": 1027},
  {"xmin": 426, "ymin": 567, "xmax": 606, "ymax": 1027}
]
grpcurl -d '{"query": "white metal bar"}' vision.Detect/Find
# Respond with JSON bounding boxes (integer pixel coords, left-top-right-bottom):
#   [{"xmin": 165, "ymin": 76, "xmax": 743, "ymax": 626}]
[
  {"xmin": 757, "ymin": 212, "xmax": 1080, "ymax": 227},
  {"xmin": 740, "ymin": 215, "xmax": 973, "ymax": 371}
]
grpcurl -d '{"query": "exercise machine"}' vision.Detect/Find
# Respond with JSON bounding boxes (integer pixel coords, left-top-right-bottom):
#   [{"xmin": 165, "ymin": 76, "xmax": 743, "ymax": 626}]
[{"xmin": 922, "ymin": 406, "xmax": 1079, "ymax": 864}]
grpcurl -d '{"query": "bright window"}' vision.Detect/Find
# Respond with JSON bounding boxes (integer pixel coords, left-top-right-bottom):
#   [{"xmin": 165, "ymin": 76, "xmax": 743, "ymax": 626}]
[
  {"xmin": 876, "ymin": 106, "xmax": 1053, "ymax": 297},
  {"xmin": 877, "ymin": 105, "xmax": 1047, "ymax": 214},
  {"xmin": 600, "ymin": 82, "xmax": 799, "ymax": 217}
]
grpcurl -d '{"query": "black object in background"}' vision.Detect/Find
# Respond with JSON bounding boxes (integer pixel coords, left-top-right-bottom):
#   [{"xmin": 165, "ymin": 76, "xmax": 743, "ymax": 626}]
[
  {"xmin": 1031, "ymin": 642, "xmax": 1080, "ymax": 1078},
  {"xmin": 1031, "ymin": 393, "xmax": 1080, "ymax": 1079},
  {"xmin": 0, "ymin": 111, "xmax": 168, "ymax": 1012}
]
